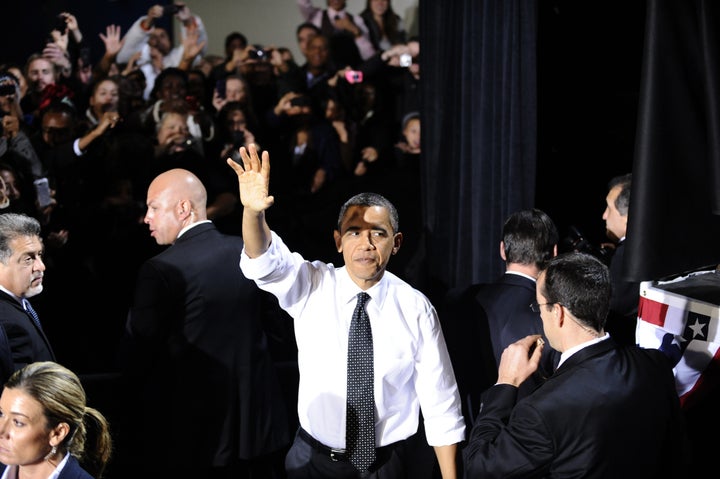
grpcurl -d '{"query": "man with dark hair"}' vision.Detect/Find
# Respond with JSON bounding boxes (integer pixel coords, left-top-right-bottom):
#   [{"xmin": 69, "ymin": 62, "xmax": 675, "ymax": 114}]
[
  {"xmin": 228, "ymin": 144, "xmax": 465, "ymax": 478},
  {"xmin": 441, "ymin": 208, "xmax": 561, "ymax": 434},
  {"xmin": 463, "ymin": 252, "xmax": 689, "ymax": 477},
  {"xmin": 603, "ymin": 172, "xmax": 639, "ymax": 346},
  {"xmin": 209, "ymin": 31, "xmax": 249, "ymax": 85}
]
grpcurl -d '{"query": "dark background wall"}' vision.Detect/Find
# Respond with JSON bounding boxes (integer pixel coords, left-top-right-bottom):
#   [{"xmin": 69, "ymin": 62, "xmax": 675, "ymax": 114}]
[
  {"xmin": 2, "ymin": 0, "xmax": 168, "ymax": 68},
  {"xmin": 536, "ymin": 1, "xmax": 646, "ymax": 248}
]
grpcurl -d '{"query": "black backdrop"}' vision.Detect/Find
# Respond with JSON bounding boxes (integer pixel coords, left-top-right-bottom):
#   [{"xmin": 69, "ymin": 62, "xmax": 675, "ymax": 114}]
[
  {"xmin": 419, "ymin": 0, "xmax": 647, "ymax": 295},
  {"xmin": 1, "ymin": 0, "xmax": 172, "ymax": 68}
]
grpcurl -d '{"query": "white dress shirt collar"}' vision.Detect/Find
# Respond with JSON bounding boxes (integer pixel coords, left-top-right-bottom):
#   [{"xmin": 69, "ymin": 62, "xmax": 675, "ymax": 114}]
[
  {"xmin": 557, "ymin": 333, "xmax": 610, "ymax": 369},
  {"xmin": 178, "ymin": 219, "xmax": 211, "ymax": 239}
]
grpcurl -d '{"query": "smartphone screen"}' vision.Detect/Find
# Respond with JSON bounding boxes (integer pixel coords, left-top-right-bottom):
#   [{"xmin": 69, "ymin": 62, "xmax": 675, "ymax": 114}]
[
  {"xmin": 33, "ymin": 178, "xmax": 53, "ymax": 208},
  {"xmin": 215, "ymin": 79, "xmax": 226, "ymax": 99}
]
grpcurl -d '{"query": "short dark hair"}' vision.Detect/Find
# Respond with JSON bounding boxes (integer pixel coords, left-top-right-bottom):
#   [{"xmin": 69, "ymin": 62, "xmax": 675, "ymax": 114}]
[
  {"xmin": 296, "ymin": 22, "xmax": 321, "ymax": 38},
  {"xmin": 337, "ymin": 192, "xmax": 399, "ymax": 233},
  {"xmin": 539, "ymin": 252, "xmax": 611, "ymax": 332},
  {"xmin": 224, "ymin": 31, "xmax": 248, "ymax": 51},
  {"xmin": 0, "ymin": 213, "xmax": 42, "ymax": 264},
  {"xmin": 502, "ymin": 208, "xmax": 558, "ymax": 268},
  {"xmin": 150, "ymin": 67, "xmax": 188, "ymax": 101},
  {"xmin": 608, "ymin": 173, "xmax": 632, "ymax": 216}
]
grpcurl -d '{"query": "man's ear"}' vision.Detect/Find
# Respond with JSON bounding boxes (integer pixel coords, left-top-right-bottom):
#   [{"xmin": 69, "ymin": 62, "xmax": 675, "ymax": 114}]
[
  {"xmin": 500, "ymin": 241, "xmax": 507, "ymax": 261},
  {"xmin": 334, "ymin": 230, "xmax": 342, "ymax": 252},
  {"xmin": 177, "ymin": 199, "xmax": 191, "ymax": 219},
  {"xmin": 392, "ymin": 232, "xmax": 403, "ymax": 254},
  {"xmin": 554, "ymin": 303, "xmax": 566, "ymax": 328}
]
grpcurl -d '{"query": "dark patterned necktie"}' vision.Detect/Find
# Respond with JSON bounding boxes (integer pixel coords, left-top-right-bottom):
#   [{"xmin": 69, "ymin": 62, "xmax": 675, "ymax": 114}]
[
  {"xmin": 346, "ymin": 292, "xmax": 376, "ymax": 472},
  {"xmin": 22, "ymin": 298, "xmax": 42, "ymax": 329}
]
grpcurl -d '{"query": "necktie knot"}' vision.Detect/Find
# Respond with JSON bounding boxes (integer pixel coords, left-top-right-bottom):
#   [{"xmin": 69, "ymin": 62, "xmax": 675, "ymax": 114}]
[{"xmin": 356, "ymin": 291, "xmax": 369, "ymax": 310}]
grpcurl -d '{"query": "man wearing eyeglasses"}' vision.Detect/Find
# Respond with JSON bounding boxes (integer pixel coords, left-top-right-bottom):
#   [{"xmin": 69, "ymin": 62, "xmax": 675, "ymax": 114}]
[{"xmin": 463, "ymin": 252, "xmax": 689, "ymax": 477}]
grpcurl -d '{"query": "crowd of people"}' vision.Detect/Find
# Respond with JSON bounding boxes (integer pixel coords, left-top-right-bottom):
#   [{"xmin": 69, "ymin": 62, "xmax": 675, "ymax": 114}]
[
  {"xmin": 0, "ymin": 0, "xmax": 422, "ymax": 374},
  {"xmin": 0, "ymin": 1, "xmax": 699, "ymax": 479}
]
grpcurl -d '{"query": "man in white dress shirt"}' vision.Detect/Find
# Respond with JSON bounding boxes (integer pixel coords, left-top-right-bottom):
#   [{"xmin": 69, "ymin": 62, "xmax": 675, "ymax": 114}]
[{"xmin": 228, "ymin": 144, "xmax": 465, "ymax": 479}]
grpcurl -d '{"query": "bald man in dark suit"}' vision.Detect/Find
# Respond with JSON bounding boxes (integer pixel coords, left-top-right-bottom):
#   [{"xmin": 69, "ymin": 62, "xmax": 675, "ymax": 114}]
[{"xmin": 124, "ymin": 168, "xmax": 291, "ymax": 479}]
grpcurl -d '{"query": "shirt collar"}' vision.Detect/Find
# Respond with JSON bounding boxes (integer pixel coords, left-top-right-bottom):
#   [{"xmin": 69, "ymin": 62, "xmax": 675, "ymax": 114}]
[
  {"xmin": 327, "ymin": 7, "xmax": 345, "ymax": 19},
  {"xmin": 178, "ymin": 219, "xmax": 211, "ymax": 239},
  {"xmin": 505, "ymin": 270, "xmax": 536, "ymax": 282},
  {"xmin": 0, "ymin": 285, "xmax": 21, "ymax": 304},
  {"xmin": 558, "ymin": 333, "xmax": 610, "ymax": 369},
  {"xmin": 337, "ymin": 267, "xmax": 389, "ymax": 310}
]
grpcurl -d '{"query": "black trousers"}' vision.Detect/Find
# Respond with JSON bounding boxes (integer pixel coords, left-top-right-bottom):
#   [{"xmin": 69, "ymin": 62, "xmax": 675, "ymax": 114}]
[{"xmin": 285, "ymin": 428, "xmax": 410, "ymax": 479}]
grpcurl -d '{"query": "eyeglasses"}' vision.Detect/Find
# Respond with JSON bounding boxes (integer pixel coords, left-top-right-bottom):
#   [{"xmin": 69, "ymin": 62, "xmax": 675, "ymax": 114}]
[{"xmin": 529, "ymin": 301, "xmax": 558, "ymax": 313}]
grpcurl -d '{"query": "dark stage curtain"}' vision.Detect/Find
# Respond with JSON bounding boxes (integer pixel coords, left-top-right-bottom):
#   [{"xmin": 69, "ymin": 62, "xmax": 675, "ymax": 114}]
[
  {"xmin": 626, "ymin": 0, "xmax": 720, "ymax": 281},
  {"xmin": 420, "ymin": 0, "xmax": 538, "ymax": 294}
]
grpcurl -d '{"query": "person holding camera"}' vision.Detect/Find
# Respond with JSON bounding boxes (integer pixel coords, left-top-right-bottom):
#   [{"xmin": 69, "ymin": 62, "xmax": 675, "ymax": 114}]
[
  {"xmin": 215, "ymin": 101, "xmax": 258, "ymax": 163},
  {"xmin": 0, "ymin": 71, "xmax": 43, "ymax": 182},
  {"xmin": 116, "ymin": 2, "xmax": 208, "ymax": 100}
]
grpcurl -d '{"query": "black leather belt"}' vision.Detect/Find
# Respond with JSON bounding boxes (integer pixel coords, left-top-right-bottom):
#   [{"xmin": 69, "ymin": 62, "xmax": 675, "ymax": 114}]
[
  {"xmin": 298, "ymin": 428, "xmax": 400, "ymax": 465},
  {"xmin": 299, "ymin": 428, "xmax": 349, "ymax": 462}
]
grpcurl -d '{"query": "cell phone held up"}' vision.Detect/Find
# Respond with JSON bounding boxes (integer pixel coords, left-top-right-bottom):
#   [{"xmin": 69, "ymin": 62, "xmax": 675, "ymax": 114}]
[
  {"xmin": 344, "ymin": 70, "xmax": 363, "ymax": 84},
  {"xmin": 34, "ymin": 178, "xmax": 53, "ymax": 209},
  {"xmin": 215, "ymin": 79, "xmax": 226, "ymax": 100}
]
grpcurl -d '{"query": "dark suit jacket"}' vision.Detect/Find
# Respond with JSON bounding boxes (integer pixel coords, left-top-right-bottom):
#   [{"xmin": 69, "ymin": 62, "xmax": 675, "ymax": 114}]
[
  {"xmin": 463, "ymin": 339, "xmax": 689, "ymax": 478},
  {"xmin": 0, "ymin": 455, "xmax": 94, "ymax": 479},
  {"xmin": 607, "ymin": 240, "xmax": 641, "ymax": 346},
  {"xmin": 124, "ymin": 222, "xmax": 290, "ymax": 472},
  {"xmin": 57, "ymin": 455, "xmax": 95, "ymax": 479},
  {"xmin": 474, "ymin": 273, "xmax": 560, "ymax": 399},
  {"xmin": 440, "ymin": 284, "xmax": 498, "ymax": 431},
  {"xmin": 0, "ymin": 290, "xmax": 55, "ymax": 379}
]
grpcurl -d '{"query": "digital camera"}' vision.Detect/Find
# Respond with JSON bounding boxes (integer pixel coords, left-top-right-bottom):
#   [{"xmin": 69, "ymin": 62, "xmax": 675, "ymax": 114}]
[
  {"xmin": 559, "ymin": 226, "xmax": 614, "ymax": 266},
  {"xmin": 247, "ymin": 45, "xmax": 271, "ymax": 61},
  {"xmin": 231, "ymin": 130, "xmax": 246, "ymax": 149},
  {"xmin": 290, "ymin": 95, "xmax": 312, "ymax": 108},
  {"xmin": 344, "ymin": 70, "xmax": 363, "ymax": 84},
  {"xmin": 0, "ymin": 83, "xmax": 16, "ymax": 97}
]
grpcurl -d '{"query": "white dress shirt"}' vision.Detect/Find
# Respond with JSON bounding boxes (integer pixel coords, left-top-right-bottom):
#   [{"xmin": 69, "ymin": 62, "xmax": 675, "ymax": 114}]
[{"xmin": 241, "ymin": 231, "xmax": 465, "ymax": 449}]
